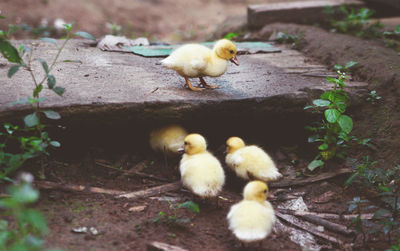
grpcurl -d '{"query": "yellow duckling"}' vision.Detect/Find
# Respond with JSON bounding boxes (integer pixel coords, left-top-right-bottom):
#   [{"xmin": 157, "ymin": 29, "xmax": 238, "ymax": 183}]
[
  {"xmin": 227, "ymin": 180, "xmax": 276, "ymax": 243},
  {"xmin": 161, "ymin": 39, "xmax": 239, "ymax": 91},
  {"xmin": 179, "ymin": 133, "xmax": 225, "ymax": 197},
  {"xmin": 225, "ymin": 137, "xmax": 282, "ymax": 182},
  {"xmin": 149, "ymin": 124, "xmax": 188, "ymax": 156}
]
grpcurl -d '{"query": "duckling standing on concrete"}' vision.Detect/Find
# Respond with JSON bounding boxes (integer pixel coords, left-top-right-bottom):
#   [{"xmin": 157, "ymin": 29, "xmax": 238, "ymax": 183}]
[
  {"xmin": 178, "ymin": 134, "xmax": 225, "ymax": 199},
  {"xmin": 227, "ymin": 180, "xmax": 276, "ymax": 244},
  {"xmin": 225, "ymin": 137, "xmax": 282, "ymax": 182},
  {"xmin": 161, "ymin": 39, "xmax": 239, "ymax": 91}
]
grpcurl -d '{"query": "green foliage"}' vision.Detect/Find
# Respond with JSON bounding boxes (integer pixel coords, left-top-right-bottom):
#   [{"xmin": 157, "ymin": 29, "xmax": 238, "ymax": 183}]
[
  {"xmin": 383, "ymin": 25, "xmax": 400, "ymax": 52},
  {"xmin": 0, "ymin": 20, "xmax": 94, "ymax": 180},
  {"xmin": 0, "ymin": 173, "xmax": 55, "ymax": 251},
  {"xmin": 275, "ymin": 31, "xmax": 302, "ymax": 49},
  {"xmin": 224, "ymin": 32, "xmax": 239, "ymax": 40},
  {"xmin": 346, "ymin": 158, "xmax": 400, "ymax": 244},
  {"xmin": 366, "ymin": 90, "xmax": 382, "ymax": 104},
  {"xmin": 153, "ymin": 200, "xmax": 200, "ymax": 225},
  {"xmin": 305, "ymin": 63, "xmax": 357, "ymax": 170},
  {"xmin": 327, "ymin": 5, "xmax": 383, "ymax": 38},
  {"xmin": 347, "ymin": 196, "xmax": 370, "ymax": 245},
  {"xmin": 106, "ymin": 22, "xmax": 122, "ymax": 36}
]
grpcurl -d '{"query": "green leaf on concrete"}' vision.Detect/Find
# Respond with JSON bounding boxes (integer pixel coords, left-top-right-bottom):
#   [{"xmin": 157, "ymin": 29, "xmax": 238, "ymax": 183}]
[
  {"xmin": 74, "ymin": 31, "xmax": 95, "ymax": 41},
  {"xmin": 24, "ymin": 113, "xmax": 39, "ymax": 127},
  {"xmin": 42, "ymin": 110, "xmax": 61, "ymax": 120},
  {"xmin": 338, "ymin": 115, "xmax": 353, "ymax": 134},
  {"xmin": 307, "ymin": 159, "xmax": 324, "ymax": 171},
  {"xmin": 33, "ymin": 84, "xmax": 43, "ymax": 97},
  {"xmin": 325, "ymin": 109, "xmax": 340, "ymax": 123},
  {"xmin": 345, "ymin": 61, "xmax": 357, "ymax": 70},
  {"xmin": 47, "ymin": 74, "xmax": 56, "ymax": 89},
  {"xmin": 53, "ymin": 86, "xmax": 65, "ymax": 96},
  {"xmin": 0, "ymin": 39, "xmax": 23, "ymax": 64},
  {"xmin": 62, "ymin": 59, "xmax": 82, "ymax": 64},
  {"xmin": 36, "ymin": 58, "xmax": 49, "ymax": 74},
  {"xmin": 40, "ymin": 37, "xmax": 57, "ymax": 45},
  {"xmin": 8, "ymin": 65, "xmax": 20, "ymax": 78}
]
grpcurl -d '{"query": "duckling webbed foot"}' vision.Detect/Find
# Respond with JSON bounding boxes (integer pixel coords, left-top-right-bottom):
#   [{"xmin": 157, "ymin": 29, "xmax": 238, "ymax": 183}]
[
  {"xmin": 199, "ymin": 77, "xmax": 219, "ymax": 89},
  {"xmin": 184, "ymin": 76, "xmax": 203, "ymax": 91}
]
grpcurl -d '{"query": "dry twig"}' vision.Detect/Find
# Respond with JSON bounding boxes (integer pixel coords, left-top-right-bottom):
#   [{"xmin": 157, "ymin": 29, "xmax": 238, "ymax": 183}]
[{"xmin": 116, "ymin": 182, "xmax": 181, "ymax": 200}]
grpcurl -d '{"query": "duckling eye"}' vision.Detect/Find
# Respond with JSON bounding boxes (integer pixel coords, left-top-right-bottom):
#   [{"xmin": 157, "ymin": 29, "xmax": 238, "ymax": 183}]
[
  {"xmin": 229, "ymin": 49, "xmax": 234, "ymax": 54},
  {"xmin": 263, "ymin": 189, "xmax": 267, "ymax": 193}
]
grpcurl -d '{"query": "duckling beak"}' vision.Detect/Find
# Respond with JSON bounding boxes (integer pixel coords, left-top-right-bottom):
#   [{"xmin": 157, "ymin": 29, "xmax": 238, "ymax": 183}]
[
  {"xmin": 177, "ymin": 146, "xmax": 185, "ymax": 154},
  {"xmin": 230, "ymin": 55, "xmax": 239, "ymax": 66}
]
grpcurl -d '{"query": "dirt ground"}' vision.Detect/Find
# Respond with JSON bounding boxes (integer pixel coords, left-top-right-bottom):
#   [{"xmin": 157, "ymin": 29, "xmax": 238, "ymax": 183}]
[{"xmin": 1, "ymin": 0, "xmax": 400, "ymax": 250}]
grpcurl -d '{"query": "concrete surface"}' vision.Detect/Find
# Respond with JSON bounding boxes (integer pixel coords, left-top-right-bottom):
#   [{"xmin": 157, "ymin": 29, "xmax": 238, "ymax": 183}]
[
  {"xmin": 248, "ymin": 0, "xmax": 363, "ymax": 29},
  {"xmin": 0, "ymin": 39, "xmax": 367, "ymax": 123}
]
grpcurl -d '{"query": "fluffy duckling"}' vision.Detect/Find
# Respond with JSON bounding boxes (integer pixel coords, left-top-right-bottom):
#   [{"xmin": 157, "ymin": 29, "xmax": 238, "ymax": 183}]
[
  {"xmin": 161, "ymin": 39, "xmax": 239, "ymax": 91},
  {"xmin": 225, "ymin": 137, "xmax": 282, "ymax": 182},
  {"xmin": 149, "ymin": 124, "xmax": 188, "ymax": 156},
  {"xmin": 179, "ymin": 133, "xmax": 225, "ymax": 198},
  {"xmin": 227, "ymin": 180, "xmax": 276, "ymax": 243}
]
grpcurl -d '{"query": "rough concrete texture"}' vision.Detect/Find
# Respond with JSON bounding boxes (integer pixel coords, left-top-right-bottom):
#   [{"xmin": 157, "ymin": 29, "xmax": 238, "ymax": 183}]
[
  {"xmin": 247, "ymin": 0, "xmax": 363, "ymax": 29},
  {"xmin": 0, "ymin": 39, "xmax": 367, "ymax": 123}
]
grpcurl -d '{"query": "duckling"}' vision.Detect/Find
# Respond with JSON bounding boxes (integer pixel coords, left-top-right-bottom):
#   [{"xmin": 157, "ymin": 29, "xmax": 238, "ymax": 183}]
[
  {"xmin": 225, "ymin": 137, "xmax": 282, "ymax": 182},
  {"xmin": 179, "ymin": 133, "xmax": 225, "ymax": 198},
  {"xmin": 149, "ymin": 124, "xmax": 188, "ymax": 156},
  {"xmin": 161, "ymin": 39, "xmax": 239, "ymax": 91},
  {"xmin": 227, "ymin": 180, "xmax": 276, "ymax": 244}
]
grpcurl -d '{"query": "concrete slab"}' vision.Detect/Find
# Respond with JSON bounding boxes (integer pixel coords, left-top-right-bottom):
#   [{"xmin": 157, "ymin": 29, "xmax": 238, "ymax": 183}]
[
  {"xmin": 0, "ymin": 39, "xmax": 367, "ymax": 123},
  {"xmin": 248, "ymin": 0, "xmax": 363, "ymax": 29}
]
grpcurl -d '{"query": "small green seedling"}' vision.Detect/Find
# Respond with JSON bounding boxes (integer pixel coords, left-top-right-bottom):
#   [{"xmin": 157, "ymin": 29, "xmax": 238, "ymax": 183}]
[
  {"xmin": 153, "ymin": 200, "xmax": 199, "ymax": 225},
  {"xmin": 366, "ymin": 90, "xmax": 382, "ymax": 104}
]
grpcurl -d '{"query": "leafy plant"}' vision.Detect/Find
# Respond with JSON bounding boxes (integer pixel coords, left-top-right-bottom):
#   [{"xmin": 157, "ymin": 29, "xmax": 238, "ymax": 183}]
[
  {"xmin": 153, "ymin": 200, "xmax": 200, "ymax": 225},
  {"xmin": 346, "ymin": 159, "xmax": 400, "ymax": 244},
  {"xmin": 0, "ymin": 173, "xmax": 57, "ymax": 251},
  {"xmin": 105, "ymin": 22, "xmax": 122, "ymax": 36},
  {"xmin": 328, "ymin": 5, "xmax": 383, "ymax": 38},
  {"xmin": 304, "ymin": 62, "xmax": 357, "ymax": 170},
  {"xmin": 347, "ymin": 196, "xmax": 370, "ymax": 245},
  {"xmin": 366, "ymin": 90, "xmax": 382, "ymax": 104},
  {"xmin": 383, "ymin": 25, "xmax": 400, "ymax": 52},
  {"xmin": 224, "ymin": 32, "xmax": 239, "ymax": 40},
  {"xmin": 0, "ymin": 20, "xmax": 95, "ymax": 179},
  {"xmin": 275, "ymin": 31, "xmax": 303, "ymax": 49}
]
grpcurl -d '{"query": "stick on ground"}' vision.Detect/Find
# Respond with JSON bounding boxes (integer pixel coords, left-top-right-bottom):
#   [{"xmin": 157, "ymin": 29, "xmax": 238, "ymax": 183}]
[
  {"xmin": 276, "ymin": 211, "xmax": 343, "ymax": 245},
  {"xmin": 116, "ymin": 181, "xmax": 181, "ymax": 200},
  {"xmin": 36, "ymin": 181, "xmax": 125, "ymax": 195},
  {"xmin": 270, "ymin": 168, "xmax": 352, "ymax": 188},
  {"xmin": 277, "ymin": 209, "xmax": 375, "ymax": 220},
  {"xmin": 147, "ymin": 241, "xmax": 188, "ymax": 251}
]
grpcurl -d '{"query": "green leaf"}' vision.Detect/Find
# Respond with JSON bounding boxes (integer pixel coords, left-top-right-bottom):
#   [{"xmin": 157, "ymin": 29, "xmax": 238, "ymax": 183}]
[
  {"xmin": 312, "ymin": 99, "xmax": 330, "ymax": 107},
  {"xmin": 307, "ymin": 160, "xmax": 324, "ymax": 171},
  {"xmin": 74, "ymin": 31, "xmax": 96, "ymax": 40},
  {"xmin": 318, "ymin": 143, "xmax": 329, "ymax": 150},
  {"xmin": 47, "ymin": 74, "xmax": 56, "ymax": 89},
  {"xmin": 24, "ymin": 113, "xmax": 39, "ymax": 127},
  {"xmin": 33, "ymin": 84, "xmax": 43, "ymax": 97},
  {"xmin": 63, "ymin": 23, "xmax": 73, "ymax": 31},
  {"xmin": 50, "ymin": 141, "xmax": 61, "ymax": 147},
  {"xmin": 22, "ymin": 209, "xmax": 48, "ymax": 234},
  {"xmin": 62, "ymin": 59, "xmax": 82, "ymax": 64},
  {"xmin": 178, "ymin": 201, "xmax": 200, "ymax": 213},
  {"xmin": 36, "ymin": 58, "xmax": 49, "ymax": 74},
  {"xmin": 345, "ymin": 61, "xmax": 358, "ymax": 69},
  {"xmin": 0, "ymin": 220, "xmax": 8, "ymax": 231},
  {"xmin": 53, "ymin": 86, "xmax": 65, "ymax": 96},
  {"xmin": 0, "ymin": 39, "xmax": 23, "ymax": 64},
  {"xmin": 9, "ymin": 184, "xmax": 39, "ymax": 204},
  {"xmin": 8, "ymin": 65, "xmax": 20, "ymax": 78},
  {"xmin": 344, "ymin": 172, "xmax": 358, "ymax": 186},
  {"xmin": 40, "ymin": 37, "xmax": 57, "ymax": 45},
  {"xmin": 42, "ymin": 110, "xmax": 61, "ymax": 120},
  {"xmin": 325, "ymin": 109, "xmax": 341, "ymax": 123},
  {"xmin": 338, "ymin": 115, "xmax": 353, "ymax": 134}
]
